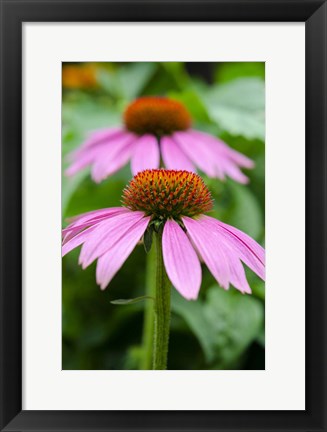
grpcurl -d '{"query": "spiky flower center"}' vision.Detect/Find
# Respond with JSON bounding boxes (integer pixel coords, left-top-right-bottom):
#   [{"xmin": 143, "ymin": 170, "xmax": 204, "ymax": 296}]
[
  {"xmin": 123, "ymin": 96, "xmax": 191, "ymax": 136},
  {"xmin": 122, "ymin": 169, "xmax": 213, "ymax": 220}
]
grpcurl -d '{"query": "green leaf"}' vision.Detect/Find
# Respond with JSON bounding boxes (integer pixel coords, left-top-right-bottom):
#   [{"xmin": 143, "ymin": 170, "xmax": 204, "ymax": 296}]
[
  {"xmin": 119, "ymin": 62, "xmax": 157, "ymax": 100},
  {"xmin": 172, "ymin": 285, "xmax": 264, "ymax": 368},
  {"xmin": 171, "ymin": 290, "xmax": 216, "ymax": 362},
  {"xmin": 204, "ymin": 286, "xmax": 264, "ymax": 369},
  {"xmin": 111, "ymin": 296, "xmax": 154, "ymax": 305},
  {"xmin": 98, "ymin": 63, "xmax": 156, "ymax": 100},
  {"xmin": 203, "ymin": 78, "xmax": 265, "ymax": 140}
]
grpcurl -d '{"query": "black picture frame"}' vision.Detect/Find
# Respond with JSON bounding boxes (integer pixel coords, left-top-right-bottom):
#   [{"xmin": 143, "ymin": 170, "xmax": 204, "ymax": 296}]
[{"xmin": 0, "ymin": 0, "xmax": 326, "ymax": 431}]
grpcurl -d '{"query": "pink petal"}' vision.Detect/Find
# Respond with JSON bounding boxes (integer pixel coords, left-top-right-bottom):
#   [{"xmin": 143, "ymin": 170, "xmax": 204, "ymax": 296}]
[
  {"xmin": 226, "ymin": 252, "xmax": 252, "ymax": 294},
  {"xmin": 62, "ymin": 208, "xmax": 130, "ymax": 245},
  {"xmin": 183, "ymin": 216, "xmax": 255, "ymax": 294},
  {"xmin": 62, "ymin": 225, "xmax": 97, "ymax": 257},
  {"xmin": 67, "ymin": 128, "xmax": 125, "ymax": 164},
  {"xmin": 173, "ymin": 131, "xmax": 218, "ymax": 177},
  {"xmin": 66, "ymin": 207, "xmax": 128, "ymax": 225},
  {"xmin": 201, "ymin": 216, "xmax": 265, "ymax": 281},
  {"xmin": 219, "ymin": 163, "xmax": 249, "ymax": 184},
  {"xmin": 161, "ymin": 135, "xmax": 196, "ymax": 172},
  {"xmin": 191, "ymin": 130, "xmax": 254, "ymax": 169},
  {"xmin": 130, "ymin": 134, "xmax": 160, "ymax": 175},
  {"xmin": 91, "ymin": 136, "xmax": 137, "ymax": 183},
  {"xmin": 66, "ymin": 132, "xmax": 125, "ymax": 175},
  {"xmin": 80, "ymin": 127, "xmax": 123, "ymax": 150},
  {"xmin": 182, "ymin": 216, "xmax": 230, "ymax": 289},
  {"xmin": 79, "ymin": 211, "xmax": 146, "ymax": 268},
  {"xmin": 174, "ymin": 130, "xmax": 254, "ymax": 183},
  {"xmin": 162, "ymin": 220, "xmax": 201, "ymax": 300},
  {"xmin": 96, "ymin": 216, "xmax": 150, "ymax": 289},
  {"xmin": 63, "ymin": 207, "xmax": 128, "ymax": 230},
  {"xmin": 65, "ymin": 145, "xmax": 106, "ymax": 176},
  {"xmin": 189, "ymin": 130, "xmax": 253, "ymax": 183},
  {"xmin": 66, "ymin": 131, "xmax": 136, "ymax": 178}
]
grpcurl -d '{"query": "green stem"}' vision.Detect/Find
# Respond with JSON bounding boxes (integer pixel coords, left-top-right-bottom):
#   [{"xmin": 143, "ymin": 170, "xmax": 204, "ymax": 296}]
[
  {"xmin": 140, "ymin": 244, "xmax": 156, "ymax": 370},
  {"xmin": 153, "ymin": 230, "xmax": 171, "ymax": 370}
]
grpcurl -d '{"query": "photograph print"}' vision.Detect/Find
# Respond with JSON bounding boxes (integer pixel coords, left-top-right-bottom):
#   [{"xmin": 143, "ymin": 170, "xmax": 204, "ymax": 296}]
[{"xmin": 62, "ymin": 62, "xmax": 265, "ymax": 371}]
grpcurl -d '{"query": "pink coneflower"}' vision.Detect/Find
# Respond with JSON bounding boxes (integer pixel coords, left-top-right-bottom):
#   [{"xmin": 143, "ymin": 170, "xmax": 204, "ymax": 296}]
[
  {"xmin": 66, "ymin": 97, "xmax": 254, "ymax": 184},
  {"xmin": 62, "ymin": 170, "xmax": 264, "ymax": 300}
]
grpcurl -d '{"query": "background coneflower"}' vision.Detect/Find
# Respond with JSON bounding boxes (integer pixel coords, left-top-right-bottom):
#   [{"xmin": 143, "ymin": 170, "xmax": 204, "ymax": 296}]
[{"xmin": 66, "ymin": 96, "xmax": 254, "ymax": 183}]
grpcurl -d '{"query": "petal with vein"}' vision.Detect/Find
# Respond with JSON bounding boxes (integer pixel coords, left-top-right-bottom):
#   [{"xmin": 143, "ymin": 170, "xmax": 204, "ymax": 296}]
[
  {"xmin": 79, "ymin": 211, "xmax": 146, "ymax": 268},
  {"xmin": 173, "ymin": 131, "xmax": 217, "ymax": 177},
  {"xmin": 202, "ymin": 216, "xmax": 265, "ymax": 281},
  {"xmin": 161, "ymin": 135, "xmax": 195, "ymax": 172},
  {"xmin": 91, "ymin": 136, "xmax": 136, "ymax": 183},
  {"xmin": 191, "ymin": 130, "xmax": 254, "ymax": 169},
  {"xmin": 62, "ymin": 226, "xmax": 97, "ymax": 257},
  {"xmin": 96, "ymin": 216, "xmax": 150, "ymax": 289},
  {"xmin": 131, "ymin": 134, "xmax": 160, "ymax": 175},
  {"xmin": 182, "ymin": 216, "xmax": 230, "ymax": 289},
  {"xmin": 62, "ymin": 208, "xmax": 129, "ymax": 245},
  {"xmin": 162, "ymin": 220, "xmax": 201, "ymax": 300}
]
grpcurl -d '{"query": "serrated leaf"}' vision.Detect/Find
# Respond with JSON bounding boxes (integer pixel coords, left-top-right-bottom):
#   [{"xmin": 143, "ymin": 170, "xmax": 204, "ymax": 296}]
[{"xmin": 110, "ymin": 296, "xmax": 154, "ymax": 305}]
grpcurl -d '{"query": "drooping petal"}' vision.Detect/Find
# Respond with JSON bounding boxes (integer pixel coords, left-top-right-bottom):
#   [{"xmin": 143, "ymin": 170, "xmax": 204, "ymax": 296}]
[
  {"xmin": 62, "ymin": 208, "xmax": 129, "ymax": 245},
  {"xmin": 162, "ymin": 220, "xmax": 201, "ymax": 300},
  {"xmin": 173, "ymin": 131, "xmax": 217, "ymax": 177},
  {"xmin": 183, "ymin": 216, "xmax": 260, "ymax": 293},
  {"xmin": 65, "ymin": 130, "xmax": 126, "ymax": 175},
  {"xmin": 62, "ymin": 225, "xmax": 97, "ymax": 257},
  {"xmin": 161, "ymin": 135, "xmax": 196, "ymax": 172},
  {"xmin": 182, "ymin": 216, "xmax": 230, "ymax": 289},
  {"xmin": 219, "ymin": 163, "xmax": 249, "ymax": 184},
  {"xmin": 66, "ymin": 130, "xmax": 136, "ymax": 178},
  {"xmin": 66, "ymin": 128, "xmax": 124, "ymax": 165},
  {"xmin": 65, "ymin": 144, "xmax": 107, "ymax": 176},
  {"xmin": 66, "ymin": 207, "xmax": 128, "ymax": 225},
  {"xmin": 201, "ymin": 215, "xmax": 265, "ymax": 281},
  {"xmin": 191, "ymin": 130, "xmax": 254, "ymax": 169},
  {"xmin": 130, "ymin": 134, "xmax": 160, "ymax": 175},
  {"xmin": 79, "ymin": 211, "xmax": 146, "ymax": 268},
  {"xmin": 190, "ymin": 130, "xmax": 254, "ymax": 183},
  {"xmin": 80, "ymin": 127, "xmax": 123, "ymax": 151},
  {"xmin": 225, "ymin": 251, "xmax": 252, "ymax": 294},
  {"xmin": 174, "ymin": 130, "xmax": 254, "ymax": 183},
  {"xmin": 91, "ymin": 134, "xmax": 137, "ymax": 183},
  {"xmin": 63, "ymin": 208, "xmax": 128, "ymax": 234},
  {"xmin": 96, "ymin": 216, "xmax": 150, "ymax": 289}
]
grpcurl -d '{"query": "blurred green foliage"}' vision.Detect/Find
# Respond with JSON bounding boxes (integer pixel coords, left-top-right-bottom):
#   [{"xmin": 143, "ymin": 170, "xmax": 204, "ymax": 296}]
[{"xmin": 62, "ymin": 62, "xmax": 265, "ymax": 370}]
